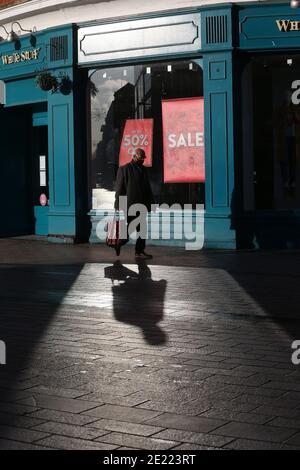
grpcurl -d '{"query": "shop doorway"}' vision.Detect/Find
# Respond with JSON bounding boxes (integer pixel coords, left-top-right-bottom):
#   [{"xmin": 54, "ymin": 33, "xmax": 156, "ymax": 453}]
[
  {"xmin": 0, "ymin": 106, "xmax": 49, "ymax": 237},
  {"xmin": 242, "ymin": 54, "xmax": 300, "ymax": 211},
  {"xmin": 0, "ymin": 106, "xmax": 34, "ymax": 237}
]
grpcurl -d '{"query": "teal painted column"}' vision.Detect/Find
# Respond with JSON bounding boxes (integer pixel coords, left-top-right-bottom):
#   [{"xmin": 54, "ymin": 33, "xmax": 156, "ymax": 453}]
[
  {"xmin": 47, "ymin": 67, "xmax": 76, "ymax": 241},
  {"xmin": 47, "ymin": 66, "xmax": 89, "ymax": 242},
  {"xmin": 200, "ymin": 6, "xmax": 237, "ymax": 249},
  {"xmin": 202, "ymin": 51, "xmax": 236, "ymax": 249}
]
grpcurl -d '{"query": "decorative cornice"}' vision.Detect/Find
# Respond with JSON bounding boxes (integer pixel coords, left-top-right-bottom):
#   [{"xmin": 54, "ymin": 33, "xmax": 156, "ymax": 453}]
[
  {"xmin": 0, "ymin": 0, "xmax": 284, "ymax": 26},
  {"xmin": 0, "ymin": 0, "xmax": 88, "ymax": 23}
]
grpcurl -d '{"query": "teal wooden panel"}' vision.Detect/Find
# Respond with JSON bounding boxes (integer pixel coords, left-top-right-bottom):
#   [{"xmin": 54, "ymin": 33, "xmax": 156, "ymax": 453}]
[
  {"xmin": 209, "ymin": 60, "xmax": 226, "ymax": 80},
  {"xmin": 47, "ymin": 67, "xmax": 76, "ymax": 237},
  {"xmin": 52, "ymin": 103, "xmax": 71, "ymax": 206},
  {"xmin": 32, "ymin": 111, "xmax": 48, "ymax": 127},
  {"xmin": 45, "ymin": 27, "xmax": 74, "ymax": 68},
  {"xmin": 203, "ymin": 51, "xmax": 236, "ymax": 248},
  {"xmin": 5, "ymin": 78, "xmax": 46, "ymax": 107},
  {"xmin": 203, "ymin": 52, "xmax": 234, "ymax": 214},
  {"xmin": 201, "ymin": 7, "xmax": 233, "ymax": 52},
  {"xmin": 210, "ymin": 92, "xmax": 229, "ymax": 208},
  {"xmin": 34, "ymin": 206, "xmax": 49, "ymax": 235}
]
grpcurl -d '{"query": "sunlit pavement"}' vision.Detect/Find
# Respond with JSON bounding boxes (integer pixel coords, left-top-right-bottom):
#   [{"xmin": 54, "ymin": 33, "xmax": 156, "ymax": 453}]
[{"xmin": 1, "ymin": 239, "xmax": 300, "ymax": 449}]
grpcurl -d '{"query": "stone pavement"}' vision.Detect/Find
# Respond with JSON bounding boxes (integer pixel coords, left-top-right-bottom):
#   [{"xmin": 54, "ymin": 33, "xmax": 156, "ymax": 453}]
[{"xmin": 1, "ymin": 239, "xmax": 300, "ymax": 450}]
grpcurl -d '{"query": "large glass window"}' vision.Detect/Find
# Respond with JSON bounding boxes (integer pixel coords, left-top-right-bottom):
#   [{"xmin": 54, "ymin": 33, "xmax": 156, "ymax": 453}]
[
  {"xmin": 243, "ymin": 54, "xmax": 300, "ymax": 211},
  {"xmin": 88, "ymin": 60, "xmax": 204, "ymax": 210}
]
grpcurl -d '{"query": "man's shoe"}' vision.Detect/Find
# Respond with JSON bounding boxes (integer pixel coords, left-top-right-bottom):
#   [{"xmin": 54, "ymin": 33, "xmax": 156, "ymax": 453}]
[{"xmin": 135, "ymin": 251, "xmax": 153, "ymax": 259}]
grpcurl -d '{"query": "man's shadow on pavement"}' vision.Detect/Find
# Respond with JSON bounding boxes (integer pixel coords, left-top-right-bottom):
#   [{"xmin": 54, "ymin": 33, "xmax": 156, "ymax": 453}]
[{"xmin": 104, "ymin": 260, "xmax": 167, "ymax": 345}]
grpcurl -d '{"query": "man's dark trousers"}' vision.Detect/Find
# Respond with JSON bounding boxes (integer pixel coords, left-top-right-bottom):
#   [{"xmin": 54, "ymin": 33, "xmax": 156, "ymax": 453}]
[{"xmin": 127, "ymin": 214, "xmax": 146, "ymax": 254}]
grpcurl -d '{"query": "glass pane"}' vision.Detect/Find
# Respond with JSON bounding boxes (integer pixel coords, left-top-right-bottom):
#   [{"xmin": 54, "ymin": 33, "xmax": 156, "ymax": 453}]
[
  {"xmin": 39, "ymin": 155, "xmax": 46, "ymax": 171},
  {"xmin": 89, "ymin": 60, "xmax": 204, "ymax": 210},
  {"xmin": 40, "ymin": 170, "xmax": 46, "ymax": 187}
]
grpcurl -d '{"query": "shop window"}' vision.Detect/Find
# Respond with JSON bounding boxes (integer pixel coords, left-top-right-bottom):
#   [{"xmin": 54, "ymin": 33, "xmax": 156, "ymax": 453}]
[
  {"xmin": 88, "ymin": 60, "xmax": 204, "ymax": 210},
  {"xmin": 244, "ymin": 54, "xmax": 300, "ymax": 210}
]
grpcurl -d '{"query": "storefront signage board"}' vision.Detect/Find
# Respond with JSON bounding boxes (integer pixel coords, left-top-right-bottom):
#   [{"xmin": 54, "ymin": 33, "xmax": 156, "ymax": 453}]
[
  {"xmin": 239, "ymin": 6, "xmax": 300, "ymax": 49},
  {"xmin": 2, "ymin": 48, "xmax": 41, "ymax": 66}
]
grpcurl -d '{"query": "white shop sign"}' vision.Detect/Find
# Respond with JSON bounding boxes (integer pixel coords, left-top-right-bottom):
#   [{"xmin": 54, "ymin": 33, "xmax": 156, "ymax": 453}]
[{"xmin": 78, "ymin": 13, "xmax": 201, "ymax": 65}]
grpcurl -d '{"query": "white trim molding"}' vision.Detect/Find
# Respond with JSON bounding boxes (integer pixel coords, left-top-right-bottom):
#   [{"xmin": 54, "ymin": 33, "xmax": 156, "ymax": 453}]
[{"xmin": 0, "ymin": 1, "xmax": 284, "ymax": 33}]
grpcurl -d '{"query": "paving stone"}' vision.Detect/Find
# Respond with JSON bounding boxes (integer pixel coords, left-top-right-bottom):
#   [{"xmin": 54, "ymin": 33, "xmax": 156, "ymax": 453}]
[
  {"xmin": 268, "ymin": 417, "xmax": 300, "ymax": 430},
  {"xmin": 251, "ymin": 406, "xmax": 300, "ymax": 419},
  {"xmin": 135, "ymin": 399, "xmax": 210, "ymax": 416},
  {"xmin": 25, "ymin": 385, "xmax": 87, "ymax": 399},
  {"xmin": 35, "ymin": 435, "xmax": 119, "ymax": 450},
  {"xmin": 151, "ymin": 429, "xmax": 234, "ymax": 447},
  {"xmin": 26, "ymin": 409, "xmax": 98, "ymax": 426},
  {"xmin": 200, "ymin": 409, "xmax": 272, "ymax": 425},
  {"xmin": 230, "ymin": 395, "xmax": 300, "ymax": 409},
  {"xmin": 211, "ymin": 422, "xmax": 297, "ymax": 443},
  {"xmin": 0, "ymin": 439, "xmax": 52, "ymax": 450},
  {"xmin": 82, "ymin": 392, "xmax": 148, "ymax": 407},
  {"xmin": 203, "ymin": 375, "xmax": 270, "ymax": 388},
  {"xmin": 285, "ymin": 432, "xmax": 300, "ymax": 446},
  {"xmin": 224, "ymin": 439, "xmax": 300, "ymax": 450},
  {"xmin": 0, "ymin": 390, "xmax": 36, "ymax": 402},
  {"xmin": 0, "ymin": 402, "xmax": 38, "ymax": 416},
  {"xmin": 96, "ymin": 432, "xmax": 178, "ymax": 450},
  {"xmin": 145, "ymin": 413, "xmax": 226, "ymax": 433},
  {"xmin": 88, "ymin": 418, "xmax": 163, "ymax": 436},
  {"xmin": 0, "ymin": 413, "xmax": 46, "ymax": 428},
  {"xmin": 226, "ymin": 385, "xmax": 284, "ymax": 399},
  {"xmin": 17, "ymin": 394, "xmax": 100, "ymax": 413},
  {"xmin": 203, "ymin": 399, "xmax": 258, "ymax": 414},
  {"xmin": 0, "ymin": 424, "xmax": 50, "ymax": 443},
  {"xmin": 83, "ymin": 404, "xmax": 161, "ymax": 423},
  {"xmin": 117, "ymin": 447, "xmax": 140, "ymax": 450},
  {"xmin": 263, "ymin": 381, "xmax": 300, "ymax": 392},
  {"xmin": 32, "ymin": 421, "xmax": 109, "ymax": 440},
  {"xmin": 172, "ymin": 443, "xmax": 219, "ymax": 450}
]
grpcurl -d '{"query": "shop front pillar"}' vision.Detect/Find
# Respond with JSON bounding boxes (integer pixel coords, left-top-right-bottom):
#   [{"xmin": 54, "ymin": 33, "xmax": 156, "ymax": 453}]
[
  {"xmin": 203, "ymin": 51, "xmax": 237, "ymax": 249},
  {"xmin": 47, "ymin": 70, "xmax": 76, "ymax": 242},
  {"xmin": 47, "ymin": 68, "xmax": 88, "ymax": 242}
]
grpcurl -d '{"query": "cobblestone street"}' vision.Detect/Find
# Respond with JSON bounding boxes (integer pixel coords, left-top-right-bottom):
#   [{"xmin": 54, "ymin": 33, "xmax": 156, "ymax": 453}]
[{"xmin": 1, "ymin": 239, "xmax": 300, "ymax": 450}]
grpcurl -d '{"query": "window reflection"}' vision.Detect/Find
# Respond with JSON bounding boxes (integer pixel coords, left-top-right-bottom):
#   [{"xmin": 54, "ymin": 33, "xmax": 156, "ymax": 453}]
[
  {"xmin": 89, "ymin": 60, "xmax": 204, "ymax": 210},
  {"xmin": 244, "ymin": 55, "xmax": 300, "ymax": 210}
]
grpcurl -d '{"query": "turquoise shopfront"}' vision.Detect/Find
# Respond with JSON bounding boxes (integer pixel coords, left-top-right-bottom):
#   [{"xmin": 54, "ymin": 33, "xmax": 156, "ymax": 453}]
[
  {"xmin": 0, "ymin": 24, "xmax": 88, "ymax": 241},
  {"xmin": 78, "ymin": 6, "xmax": 236, "ymax": 249},
  {"xmin": 1, "ymin": 3, "xmax": 300, "ymax": 249}
]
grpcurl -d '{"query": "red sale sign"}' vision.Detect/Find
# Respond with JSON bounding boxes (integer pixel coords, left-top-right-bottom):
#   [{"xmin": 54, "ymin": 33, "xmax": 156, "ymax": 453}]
[
  {"xmin": 119, "ymin": 119, "xmax": 153, "ymax": 167},
  {"xmin": 162, "ymin": 97, "xmax": 205, "ymax": 183}
]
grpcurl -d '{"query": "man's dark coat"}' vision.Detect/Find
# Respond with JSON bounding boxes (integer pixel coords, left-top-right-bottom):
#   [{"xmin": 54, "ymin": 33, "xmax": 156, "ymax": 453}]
[{"xmin": 114, "ymin": 161, "xmax": 154, "ymax": 211}]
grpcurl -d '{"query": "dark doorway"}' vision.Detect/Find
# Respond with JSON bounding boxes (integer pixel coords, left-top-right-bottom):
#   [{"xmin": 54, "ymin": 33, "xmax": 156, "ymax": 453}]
[
  {"xmin": 251, "ymin": 54, "xmax": 300, "ymax": 210},
  {"xmin": 0, "ymin": 106, "xmax": 34, "ymax": 237}
]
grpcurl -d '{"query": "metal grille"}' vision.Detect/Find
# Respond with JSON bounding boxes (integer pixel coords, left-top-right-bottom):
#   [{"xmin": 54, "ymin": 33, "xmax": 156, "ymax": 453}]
[
  {"xmin": 205, "ymin": 15, "xmax": 228, "ymax": 44},
  {"xmin": 50, "ymin": 36, "xmax": 68, "ymax": 61}
]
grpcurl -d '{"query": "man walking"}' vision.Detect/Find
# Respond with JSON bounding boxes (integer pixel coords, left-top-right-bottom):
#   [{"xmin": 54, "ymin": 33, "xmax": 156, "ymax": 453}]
[{"xmin": 114, "ymin": 148, "xmax": 154, "ymax": 258}]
